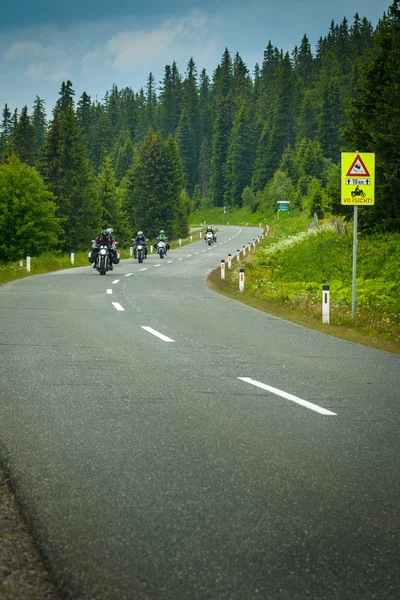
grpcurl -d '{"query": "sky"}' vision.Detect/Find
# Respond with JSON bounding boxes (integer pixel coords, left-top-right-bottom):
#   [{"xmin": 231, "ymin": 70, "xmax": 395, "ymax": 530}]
[{"xmin": 0, "ymin": 0, "xmax": 388, "ymax": 114}]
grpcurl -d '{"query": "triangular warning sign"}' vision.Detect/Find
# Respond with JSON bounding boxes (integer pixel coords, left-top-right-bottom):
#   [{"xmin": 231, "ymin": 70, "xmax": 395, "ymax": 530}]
[{"xmin": 346, "ymin": 154, "xmax": 370, "ymax": 177}]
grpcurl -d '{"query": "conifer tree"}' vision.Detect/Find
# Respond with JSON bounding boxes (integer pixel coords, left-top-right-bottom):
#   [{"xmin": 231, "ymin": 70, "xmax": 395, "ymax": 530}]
[
  {"xmin": 97, "ymin": 156, "xmax": 129, "ymax": 240},
  {"xmin": 114, "ymin": 129, "xmax": 134, "ymax": 184},
  {"xmin": 32, "ymin": 97, "xmax": 47, "ymax": 151},
  {"xmin": 0, "ymin": 104, "xmax": 12, "ymax": 158},
  {"xmin": 224, "ymin": 100, "xmax": 252, "ymax": 207},
  {"xmin": 346, "ymin": 1, "xmax": 400, "ymax": 232},
  {"xmin": 41, "ymin": 81, "xmax": 100, "ymax": 249},
  {"xmin": 124, "ymin": 131, "xmax": 187, "ymax": 239},
  {"xmin": 10, "ymin": 106, "xmax": 37, "ymax": 165}
]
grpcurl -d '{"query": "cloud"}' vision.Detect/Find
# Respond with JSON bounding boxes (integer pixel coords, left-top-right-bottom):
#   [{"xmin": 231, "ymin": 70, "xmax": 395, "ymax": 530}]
[
  {"xmin": 106, "ymin": 11, "xmax": 219, "ymax": 72},
  {"xmin": 25, "ymin": 61, "xmax": 73, "ymax": 83},
  {"xmin": 4, "ymin": 41, "xmax": 43, "ymax": 60}
]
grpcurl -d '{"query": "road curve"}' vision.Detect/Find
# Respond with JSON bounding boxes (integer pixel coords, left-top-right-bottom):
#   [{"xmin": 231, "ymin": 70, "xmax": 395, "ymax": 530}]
[{"xmin": 0, "ymin": 226, "xmax": 399, "ymax": 599}]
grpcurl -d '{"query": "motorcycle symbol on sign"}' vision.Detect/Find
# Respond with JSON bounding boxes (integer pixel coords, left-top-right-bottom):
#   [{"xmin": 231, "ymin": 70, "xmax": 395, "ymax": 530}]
[{"xmin": 351, "ymin": 185, "xmax": 366, "ymax": 199}]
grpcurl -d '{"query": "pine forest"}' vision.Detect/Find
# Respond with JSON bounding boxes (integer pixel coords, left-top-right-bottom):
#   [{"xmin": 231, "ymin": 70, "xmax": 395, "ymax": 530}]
[{"xmin": 0, "ymin": 2, "xmax": 399, "ymax": 260}]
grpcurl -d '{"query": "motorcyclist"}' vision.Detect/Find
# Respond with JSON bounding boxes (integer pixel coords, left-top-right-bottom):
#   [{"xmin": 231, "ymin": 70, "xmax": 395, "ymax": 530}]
[
  {"xmin": 133, "ymin": 231, "xmax": 148, "ymax": 258},
  {"xmin": 155, "ymin": 230, "xmax": 170, "ymax": 253},
  {"xmin": 90, "ymin": 228, "xmax": 118, "ymax": 270},
  {"xmin": 204, "ymin": 225, "xmax": 217, "ymax": 243}
]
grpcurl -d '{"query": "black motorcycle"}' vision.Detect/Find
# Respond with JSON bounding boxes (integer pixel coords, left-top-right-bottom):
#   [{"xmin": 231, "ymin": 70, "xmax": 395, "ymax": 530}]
[
  {"xmin": 95, "ymin": 244, "xmax": 111, "ymax": 275},
  {"xmin": 136, "ymin": 243, "xmax": 146, "ymax": 264}
]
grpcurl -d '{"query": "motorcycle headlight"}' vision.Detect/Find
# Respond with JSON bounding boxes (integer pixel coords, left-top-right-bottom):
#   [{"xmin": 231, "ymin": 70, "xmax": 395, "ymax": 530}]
[
  {"xmin": 100, "ymin": 248, "xmax": 107, "ymax": 255},
  {"xmin": 138, "ymin": 245, "xmax": 142, "ymax": 250}
]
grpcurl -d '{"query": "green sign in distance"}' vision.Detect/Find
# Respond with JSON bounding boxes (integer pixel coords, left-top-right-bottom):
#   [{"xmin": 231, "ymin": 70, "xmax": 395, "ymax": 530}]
[{"xmin": 278, "ymin": 203, "xmax": 289, "ymax": 211}]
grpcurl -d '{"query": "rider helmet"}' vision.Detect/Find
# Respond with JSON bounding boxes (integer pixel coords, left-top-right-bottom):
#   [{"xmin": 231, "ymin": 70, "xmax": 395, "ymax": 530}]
[
  {"xmin": 106, "ymin": 228, "xmax": 113, "ymax": 235},
  {"xmin": 102, "ymin": 229, "xmax": 109, "ymax": 237},
  {"xmin": 159, "ymin": 229, "xmax": 165, "ymax": 234},
  {"xmin": 138, "ymin": 231, "xmax": 143, "ymax": 237}
]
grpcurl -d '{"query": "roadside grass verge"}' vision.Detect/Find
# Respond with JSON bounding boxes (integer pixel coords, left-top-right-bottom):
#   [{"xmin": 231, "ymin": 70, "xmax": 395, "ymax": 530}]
[{"xmin": 208, "ymin": 223, "xmax": 400, "ymax": 354}]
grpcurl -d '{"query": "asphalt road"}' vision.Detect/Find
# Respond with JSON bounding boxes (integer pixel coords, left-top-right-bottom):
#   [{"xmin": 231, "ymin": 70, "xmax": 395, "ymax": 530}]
[{"xmin": 0, "ymin": 226, "xmax": 399, "ymax": 600}]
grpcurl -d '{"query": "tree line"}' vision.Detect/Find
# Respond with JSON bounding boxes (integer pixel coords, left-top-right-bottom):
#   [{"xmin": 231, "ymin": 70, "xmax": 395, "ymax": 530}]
[{"xmin": 0, "ymin": 2, "xmax": 398, "ymax": 261}]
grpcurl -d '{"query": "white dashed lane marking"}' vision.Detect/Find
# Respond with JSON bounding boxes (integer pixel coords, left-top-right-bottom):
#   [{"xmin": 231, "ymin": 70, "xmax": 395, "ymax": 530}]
[
  {"xmin": 107, "ymin": 289, "xmax": 113, "ymax": 295},
  {"xmin": 238, "ymin": 378, "xmax": 337, "ymax": 416},
  {"xmin": 112, "ymin": 279, "xmax": 119, "ymax": 284},
  {"xmin": 140, "ymin": 268, "xmax": 148, "ymax": 271},
  {"xmin": 112, "ymin": 302, "xmax": 125, "ymax": 312},
  {"xmin": 141, "ymin": 326, "xmax": 175, "ymax": 343},
  {"xmin": 125, "ymin": 273, "xmax": 133, "ymax": 277}
]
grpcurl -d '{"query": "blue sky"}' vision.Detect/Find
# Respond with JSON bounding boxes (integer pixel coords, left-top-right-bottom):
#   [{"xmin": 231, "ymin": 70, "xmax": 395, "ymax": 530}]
[{"xmin": 0, "ymin": 0, "xmax": 388, "ymax": 114}]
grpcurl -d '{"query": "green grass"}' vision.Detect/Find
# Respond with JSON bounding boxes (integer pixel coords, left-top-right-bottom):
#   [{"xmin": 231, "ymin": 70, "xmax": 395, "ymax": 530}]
[{"xmin": 208, "ymin": 215, "xmax": 400, "ymax": 353}]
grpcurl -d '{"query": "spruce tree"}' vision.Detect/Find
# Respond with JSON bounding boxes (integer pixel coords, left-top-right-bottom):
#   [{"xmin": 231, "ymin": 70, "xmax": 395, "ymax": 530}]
[
  {"xmin": 224, "ymin": 100, "xmax": 252, "ymax": 207},
  {"xmin": 97, "ymin": 156, "xmax": 129, "ymax": 240},
  {"xmin": 41, "ymin": 81, "xmax": 100, "ymax": 250},
  {"xmin": 32, "ymin": 97, "xmax": 47, "ymax": 151},
  {"xmin": 0, "ymin": 104, "xmax": 12, "ymax": 158},
  {"xmin": 124, "ymin": 131, "xmax": 186, "ymax": 239},
  {"xmin": 10, "ymin": 106, "xmax": 37, "ymax": 166},
  {"xmin": 346, "ymin": 1, "xmax": 400, "ymax": 232}
]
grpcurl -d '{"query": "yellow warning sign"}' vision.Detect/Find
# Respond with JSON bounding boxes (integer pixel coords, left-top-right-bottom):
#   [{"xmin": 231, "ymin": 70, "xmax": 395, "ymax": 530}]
[{"xmin": 341, "ymin": 153, "xmax": 375, "ymax": 205}]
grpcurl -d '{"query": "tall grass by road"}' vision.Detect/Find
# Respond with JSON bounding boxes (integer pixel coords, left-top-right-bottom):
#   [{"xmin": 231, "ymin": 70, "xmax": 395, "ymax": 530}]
[{"xmin": 209, "ymin": 221, "xmax": 400, "ymax": 353}]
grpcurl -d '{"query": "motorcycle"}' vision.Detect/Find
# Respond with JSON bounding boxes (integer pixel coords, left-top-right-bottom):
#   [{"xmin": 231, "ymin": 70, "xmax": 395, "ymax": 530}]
[
  {"xmin": 97, "ymin": 244, "xmax": 111, "ymax": 275},
  {"xmin": 136, "ymin": 244, "xmax": 146, "ymax": 264},
  {"xmin": 157, "ymin": 240, "xmax": 167, "ymax": 259},
  {"xmin": 205, "ymin": 231, "xmax": 214, "ymax": 246}
]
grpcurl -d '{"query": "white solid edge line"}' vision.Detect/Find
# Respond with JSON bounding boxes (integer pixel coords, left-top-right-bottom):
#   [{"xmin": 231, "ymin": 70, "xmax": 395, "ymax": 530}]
[
  {"xmin": 238, "ymin": 377, "xmax": 337, "ymax": 416},
  {"xmin": 125, "ymin": 273, "xmax": 133, "ymax": 277},
  {"xmin": 112, "ymin": 302, "xmax": 125, "ymax": 312},
  {"xmin": 112, "ymin": 279, "xmax": 119, "ymax": 284},
  {"xmin": 107, "ymin": 289, "xmax": 113, "ymax": 294},
  {"xmin": 140, "ymin": 267, "xmax": 148, "ymax": 271},
  {"xmin": 141, "ymin": 326, "xmax": 175, "ymax": 342}
]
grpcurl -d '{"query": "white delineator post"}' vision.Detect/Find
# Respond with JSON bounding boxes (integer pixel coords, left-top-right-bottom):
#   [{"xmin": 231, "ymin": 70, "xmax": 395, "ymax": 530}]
[
  {"xmin": 243, "ymin": 245, "xmax": 246, "ymax": 256},
  {"xmin": 239, "ymin": 268, "xmax": 245, "ymax": 292},
  {"xmin": 236, "ymin": 249, "xmax": 240, "ymax": 262},
  {"xmin": 179, "ymin": 238, "xmax": 182, "ymax": 246},
  {"xmin": 190, "ymin": 235, "xmax": 192, "ymax": 241},
  {"xmin": 129, "ymin": 246, "xmax": 133, "ymax": 257},
  {"xmin": 19, "ymin": 259, "xmax": 23, "ymax": 268},
  {"xmin": 221, "ymin": 259, "xmax": 225, "ymax": 280},
  {"xmin": 322, "ymin": 285, "xmax": 330, "ymax": 324},
  {"xmin": 71, "ymin": 252, "xmax": 74, "ymax": 265},
  {"xmin": 26, "ymin": 255, "xmax": 31, "ymax": 273},
  {"xmin": 248, "ymin": 242, "xmax": 251, "ymax": 252},
  {"xmin": 199, "ymin": 231, "xmax": 202, "ymax": 237},
  {"xmin": 150, "ymin": 244, "xmax": 153, "ymax": 254},
  {"xmin": 253, "ymin": 239, "xmax": 256, "ymax": 248},
  {"xmin": 227, "ymin": 254, "xmax": 232, "ymax": 269}
]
